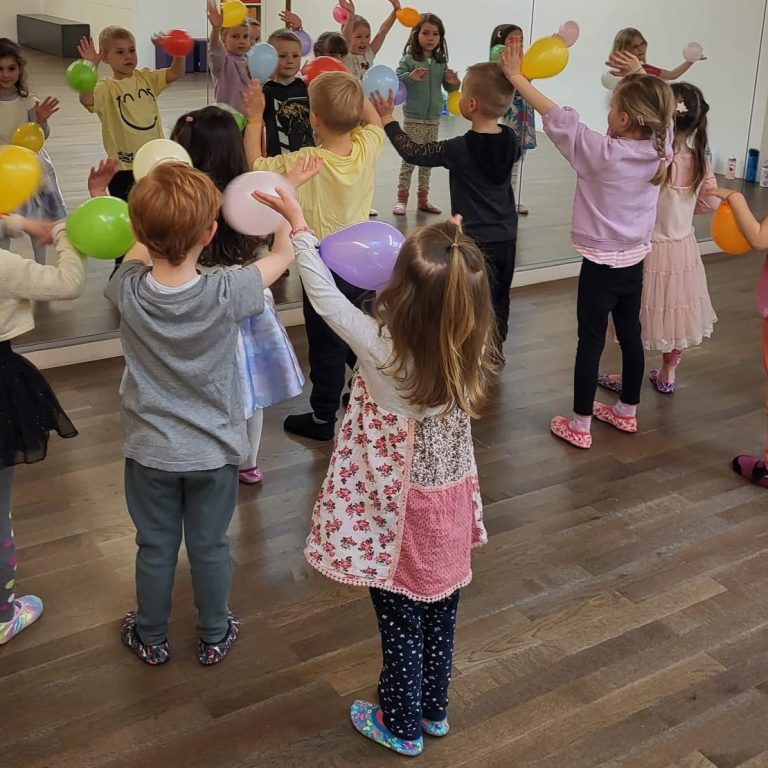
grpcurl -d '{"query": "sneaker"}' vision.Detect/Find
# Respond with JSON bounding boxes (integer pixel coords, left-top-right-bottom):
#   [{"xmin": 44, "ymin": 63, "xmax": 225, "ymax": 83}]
[
  {"xmin": 392, "ymin": 203, "xmax": 407, "ymax": 216},
  {"xmin": 197, "ymin": 611, "xmax": 241, "ymax": 666},
  {"xmin": 597, "ymin": 373, "xmax": 622, "ymax": 394},
  {"xmin": 120, "ymin": 611, "xmax": 170, "ymax": 665},
  {"xmin": 593, "ymin": 401, "xmax": 637, "ymax": 433},
  {"xmin": 284, "ymin": 412, "xmax": 335, "ymax": 441},
  {"xmin": 238, "ymin": 466, "xmax": 263, "ymax": 484},
  {"xmin": 421, "ymin": 717, "xmax": 450, "ymax": 737},
  {"xmin": 417, "ymin": 200, "xmax": 442, "ymax": 214},
  {"xmin": 0, "ymin": 595, "xmax": 43, "ymax": 645},
  {"xmin": 732, "ymin": 455, "xmax": 768, "ymax": 489},
  {"xmin": 550, "ymin": 415, "xmax": 592, "ymax": 449},
  {"xmin": 350, "ymin": 700, "xmax": 424, "ymax": 757},
  {"xmin": 649, "ymin": 368, "xmax": 676, "ymax": 394},
  {"xmin": 369, "ymin": 208, "xmax": 379, "ymax": 217}
]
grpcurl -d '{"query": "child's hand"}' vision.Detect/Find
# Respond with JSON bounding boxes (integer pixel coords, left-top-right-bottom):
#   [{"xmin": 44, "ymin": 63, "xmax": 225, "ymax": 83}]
[
  {"xmin": 445, "ymin": 68, "xmax": 460, "ymax": 86},
  {"xmin": 34, "ymin": 97, "xmax": 60, "ymax": 123},
  {"xmin": 713, "ymin": 187, "xmax": 740, "ymax": 201},
  {"xmin": 409, "ymin": 67, "xmax": 428, "ymax": 81},
  {"xmin": 23, "ymin": 218, "xmax": 55, "ymax": 245},
  {"xmin": 499, "ymin": 39, "xmax": 523, "ymax": 80},
  {"xmin": 87, "ymin": 158, "xmax": 119, "ymax": 198},
  {"xmin": 243, "ymin": 80, "xmax": 267, "ymax": 122},
  {"xmin": 339, "ymin": 0, "xmax": 355, "ymax": 14},
  {"xmin": 369, "ymin": 90, "xmax": 395, "ymax": 118},
  {"xmin": 251, "ymin": 187, "xmax": 306, "ymax": 231},
  {"xmin": 207, "ymin": 1, "xmax": 223, "ymax": 28},
  {"xmin": 279, "ymin": 10, "xmax": 303, "ymax": 30},
  {"xmin": 77, "ymin": 36, "xmax": 101, "ymax": 65},
  {"xmin": 388, "ymin": 0, "xmax": 401, "ymax": 10},
  {"xmin": 606, "ymin": 51, "xmax": 643, "ymax": 76},
  {"xmin": 285, "ymin": 156, "xmax": 324, "ymax": 188}
]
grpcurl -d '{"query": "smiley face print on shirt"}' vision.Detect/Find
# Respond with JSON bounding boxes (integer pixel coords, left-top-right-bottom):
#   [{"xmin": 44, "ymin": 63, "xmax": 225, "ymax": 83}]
[{"xmin": 115, "ymin": 86, "xmax": 158, "ymax": 131}]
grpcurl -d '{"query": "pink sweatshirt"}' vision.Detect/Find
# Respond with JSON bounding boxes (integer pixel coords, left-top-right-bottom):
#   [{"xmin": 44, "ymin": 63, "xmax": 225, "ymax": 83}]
[{"xmin": 542, "ymin": 105, "xmax": 673, "ymax": 252}]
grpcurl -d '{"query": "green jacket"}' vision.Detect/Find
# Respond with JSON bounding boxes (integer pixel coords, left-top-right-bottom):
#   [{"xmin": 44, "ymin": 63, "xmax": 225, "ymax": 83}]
[{"xmin": 396, "ymin": 53, "xmax": 459, "ymax": 121}]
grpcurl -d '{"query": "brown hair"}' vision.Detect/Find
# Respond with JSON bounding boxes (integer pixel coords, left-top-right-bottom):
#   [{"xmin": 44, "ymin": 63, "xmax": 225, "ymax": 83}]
[
  {"xmin": 613, "ymin": 74, "xmax": 675, "ymax": 185},
  {"xmin": 404, "ymin": 13, "xmax": 448, "ymax": 63},
  {"xmin": 128, "ymin": 163, "xmax": 222, "ymax": 266},
  {"xmin": 314, "ymin": 31, "xmax": 348, "ymax": 58},
  {"xmin": 309, "ymin": 71, "xmax": 364, "ymax": 133},
  {"xmin": 489, "ymin": 24, "xmax": 523, "ymax": 49},
  {"xmin": 372, "ymin": 221, "xmax": 497, "ymax": 418},
  {"xmin": 611, "ymin": 27, "xmax": 646, "ymax": 56},
  {"xmin": 0, "ymin": 38, "xmax": 28, "ymax": 96},
  {"xmin": 268, "ymin": 29, "xmax": 301, "ymax": 46},
  {"xmin": 669, "ymin": 82, "xmax": 709, "ymax": 190},
  {"xmin": 99, "ymin": 25, "xmax": 135, "ymax": 52},
  {"xmin": 464, "ymin": 62, "xmax": 516, "ymax": 118}
]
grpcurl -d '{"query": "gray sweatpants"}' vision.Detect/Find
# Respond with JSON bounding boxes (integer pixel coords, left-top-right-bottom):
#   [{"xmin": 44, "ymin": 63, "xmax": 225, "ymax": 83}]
[{"xmin": 124, "ymin": 459, "xmax": 238, "ymax": 645}]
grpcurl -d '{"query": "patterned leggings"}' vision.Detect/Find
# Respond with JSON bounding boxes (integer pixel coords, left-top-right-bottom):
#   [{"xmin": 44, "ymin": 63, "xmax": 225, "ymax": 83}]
[
  {"xmin": 397, "ymin": 119, "xmax": 441, "ymax": 195},
  {"xmin": 370, "ymin": 587, "xmax": 459, "ymax": 741},
  {"xmin": 0, "ymin": 467, "xmax": 16, "ymax": 622}
]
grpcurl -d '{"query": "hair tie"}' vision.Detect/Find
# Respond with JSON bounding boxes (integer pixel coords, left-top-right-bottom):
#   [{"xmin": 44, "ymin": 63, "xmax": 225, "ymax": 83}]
[{"xmin": 185, "ymin": 115, "xmax": 194, "ymax": 123}]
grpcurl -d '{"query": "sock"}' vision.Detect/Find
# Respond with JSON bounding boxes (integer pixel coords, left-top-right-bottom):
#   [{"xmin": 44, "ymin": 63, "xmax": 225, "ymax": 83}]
[
  {"xmin": 312, "ymin": 413, "xmax": 330, "ymax": 424},
  {"xmin": 614, "ymin": 399, "xmax": 637, "ymax": 418},
  {"xmin": 570, "ymin": 414, "xmax": 592, "ymax": 432}
]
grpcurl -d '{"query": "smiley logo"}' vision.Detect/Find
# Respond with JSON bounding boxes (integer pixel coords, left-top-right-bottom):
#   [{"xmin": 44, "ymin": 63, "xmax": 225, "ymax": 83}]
[{"xmin": 115, "ymin": 87, "xmax": 158, "ymax": 131}]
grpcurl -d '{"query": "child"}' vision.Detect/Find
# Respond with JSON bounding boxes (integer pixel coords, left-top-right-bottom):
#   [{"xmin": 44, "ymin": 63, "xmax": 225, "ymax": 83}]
[
  {"xmin": 393, "ymin": 14, "xmax": 459, "ymax": 216},
  {"xmin": 371, "ymin": 62, "xmax": 520, "ymax": 350},
  {"xmin": 490, "ymin": 24, "xmax": 536, "ymax": 215},
  {"xmin": 253, "ymin": 185, "xmax": 494, "ymax": 757},
  {"xmin": 499, "ymin": 41, "xmax": 675, "ymax": 449},
  {"xmin": 610, "ymin": 28, "xmax": 705, "ymax": 81},
  {"xmin": 170, "ymin": 105, "xmax": 305, "ymax": 484},
  {"xmin": 244, "ymin": 72, "xmax": 385, "ymax": 441},
  {"xmin": 248, "ymin": 18, "xmax": 261, "ymax": 45},
  {"xmin": 0, "ymin": 38, "xmax": 65, "ymax": 264},
  {"xmin": 206, "ymin": 1, "xmax": 251, "ymax": 113},
  {"xmin": 105, "ymin": 163, "xmax": 294, "ymax": 665},
  {"xmin": 339, "ymin": 0, "xmax": 401, "ymax": 81},
  {"xmin": 599, "ymin": 83, "xmax": 718, "ymax": 396},
  {"xmin": 262, "ymin": 30, "xmax": 313, "ymax": 156},
  {"xmin": 313, "ymin": 31, "xmax": 349, "ymax": 59}
]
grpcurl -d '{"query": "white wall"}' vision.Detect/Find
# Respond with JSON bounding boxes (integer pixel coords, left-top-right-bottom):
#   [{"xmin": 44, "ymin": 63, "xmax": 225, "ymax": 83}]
[{"xmin": 1, "ymin": 1, "xmax": 45, "ymax": 41}]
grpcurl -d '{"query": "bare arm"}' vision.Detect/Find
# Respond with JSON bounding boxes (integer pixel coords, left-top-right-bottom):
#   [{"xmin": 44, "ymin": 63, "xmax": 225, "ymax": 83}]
[
  {"xmin": 361, "ymin": 93, "xmax": 383, "ymax": 127},
  {"xmin": 254, "ymin": 225, "xmax": 295, "ymax": 287},
  {"xmin": 340, "ymin": 0, "xmax": 356, "ymax": 43},
  {"xmin": 659, "ymin": 60, "xmax": 694, "ymax": 81},
  {"xmin": 207, "ymin": 1, "xmax": 222, "ymax": 46},
  {"xmin": 243, "ymin": 80, "xmax": 266, "ymax": 167},
  {"xmin": 717, "ymin": 190, "xmax": 768, "ymax": 251},
  {"xmin": 371, "ymin": 0, "xmax": 400, "ymax": 54},
  {"xmin": 500, "ymin": 42, "xmax": 556, "ymax": 116},
  {"xmin": 165, "ymin": 56, "xmax": 186, "ymax": 84},
  {"xmin": 76, "ymin": 36, "xmax": 100, "ymax": 109}
]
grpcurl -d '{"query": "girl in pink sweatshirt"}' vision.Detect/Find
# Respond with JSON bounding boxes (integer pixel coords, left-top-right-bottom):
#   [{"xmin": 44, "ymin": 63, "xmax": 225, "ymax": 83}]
[{"xmin": 500, "ymin": 43, "xmax": 674, "ymax": 449}]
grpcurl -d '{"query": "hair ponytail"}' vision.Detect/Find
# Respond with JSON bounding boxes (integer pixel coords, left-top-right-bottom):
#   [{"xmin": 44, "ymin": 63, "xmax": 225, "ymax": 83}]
[
  {"xmin": 669, "ymin": 82, "xmax": 710, "ymax": 190},
  {"xmin": 651, "ymin": 129, "xmax": 668, "ymax": 185}
]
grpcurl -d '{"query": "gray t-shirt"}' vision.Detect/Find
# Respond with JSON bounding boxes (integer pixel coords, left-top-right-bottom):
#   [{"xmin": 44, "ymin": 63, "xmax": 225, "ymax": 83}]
[{"xmin": 105, "ymin": 260, "xmax": 265, "ymax": 472}]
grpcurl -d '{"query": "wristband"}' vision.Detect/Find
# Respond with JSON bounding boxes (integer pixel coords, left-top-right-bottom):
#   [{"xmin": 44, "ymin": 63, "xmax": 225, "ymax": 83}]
[{"xmin": 290, "ymin": 225, "xmax": 314, "ymax": 238}]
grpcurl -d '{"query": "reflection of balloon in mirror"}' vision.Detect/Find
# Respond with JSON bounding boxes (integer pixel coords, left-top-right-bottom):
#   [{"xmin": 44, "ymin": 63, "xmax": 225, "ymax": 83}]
[
  {"xmin": 332, "ymin": 3, "xmax": 349, "ymax": 24},
  {"xmin": 521, "ymin": 35, "xmax": 569, "ymax": 79},
  {"xmin": 11, "ymin": 122, "xmax": 45, "ymax": 152},
  {"xmin": 683, "ymin": 41, "xmax": 704, "ymax": 62},
  {"xmin": 557, "ymin": 20, "xmax": 580, "ymax": 47},
  {"xmin": 396, "ymin": 7, "xmax": 420, "ymax": 27},
  {"xmin": 66, "ymin": 197, "xmax": 135, "ymax": 260},
  {"xmin": 223, "ymin": 172, "xmax": 296, "ymax": 237},
  {"xmin": 65, "ymin": 59, "xmax": 97, "ymax": 92},
  {"xmin": 362, "ymin": 65, "xmax": 399, "ymax": 98},
  {"xmin": 601, "ymin": 71, "xmax": 621, "ymax": 90},
  {"xmin": 447, "ymin": 91, "xmax": 462, "ymax": 116},
  {"xmin": 394, "ymin": 81, "xmax": 407, "ymax": 106},
  {"xmin": 303, "ymin": 55, "xmax": 347, "ymax": 83},
  {"xmin": 489, "ymin": 44, "xmax": 504, "ymax": 63},
  {"xmin": 215, "ymin": 102, "xmax": 247, "ymax": 131},
  {"xmin": 247, "ymin": 42, "xmax": 279, "ymax": 81},
  {"xmin": 0, "ymin": 145, "xmax": 42, "ymax": 214},
  {"xmin": 133, "ymin": 139, "xmax": 193, "ymax": 180},
  {"xmin": 222, "ymin": 0, "xmax": 248, "ymax": 28},
  {"xmin": 160, "ymin": 29, "xmax": 193, "ymax": 57},
  {"xmin": 711, "ymin": 201, "xmax": 751, "ymax": 255},
  {"xmin": 295, "ymin": 28, "xmax": 313, "ymax": 57}
]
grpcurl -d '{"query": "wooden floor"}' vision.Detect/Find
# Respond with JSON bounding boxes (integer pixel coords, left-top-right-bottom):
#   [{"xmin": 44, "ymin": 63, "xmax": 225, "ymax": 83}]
[{"xmin": 3, "ymin": 246, "xmax": 768, "ymax": 767}]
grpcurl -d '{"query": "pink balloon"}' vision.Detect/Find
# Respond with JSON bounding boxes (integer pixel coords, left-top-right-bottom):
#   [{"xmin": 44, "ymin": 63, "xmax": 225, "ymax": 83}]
[
  {"xmin": 557, "ymin": 20, "xmax": 580, "ymax": 48},
  {"xmin": 222, "ymin": 171, "xmax": 295, "ymax": 237},
  {"xmin": 683, "ymin": 41, "xmax": 704, "ymax": 62},
  {"xmin": 394, "ymin": 81, "xmax": 407, "ymax": 106},
  {"xmin": 332, "ymin": 4, "xmax": 349, "ymax": 24}
]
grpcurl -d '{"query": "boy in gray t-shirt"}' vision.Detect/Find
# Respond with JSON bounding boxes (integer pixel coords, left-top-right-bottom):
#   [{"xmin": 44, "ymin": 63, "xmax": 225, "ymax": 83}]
[{"xmin": 105, "ymin": 162, "xmax": 295, "ymax": 667}]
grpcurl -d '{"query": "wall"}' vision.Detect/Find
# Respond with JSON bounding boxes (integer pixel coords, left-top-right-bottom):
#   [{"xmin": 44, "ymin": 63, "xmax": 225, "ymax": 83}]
[{"xmin": 1, "ymin": 1, "xmax": 44, "ymax": 41}]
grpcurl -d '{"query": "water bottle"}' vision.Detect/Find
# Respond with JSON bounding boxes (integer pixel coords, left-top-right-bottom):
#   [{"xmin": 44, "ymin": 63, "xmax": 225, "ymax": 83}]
[
  {"xmin": 747, "ymin": 148, "xmax": 759, "ymax": 183},
  {"xmin": 760, "ymin": 161, "xmax": 768, "ymax": 188},
  {"xmin": 705, "ymin": 145, "xmax": 713, "ymax": 165},
  {"xmin": 726, "ymin": 156, "xmax": 737, "ymax": 180}
]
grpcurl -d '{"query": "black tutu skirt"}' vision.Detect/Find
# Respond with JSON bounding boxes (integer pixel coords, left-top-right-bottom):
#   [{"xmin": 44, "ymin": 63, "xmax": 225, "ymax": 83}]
[{"xmin": 0, "ymin": 341, "xmax": 77, "ymax": 467}]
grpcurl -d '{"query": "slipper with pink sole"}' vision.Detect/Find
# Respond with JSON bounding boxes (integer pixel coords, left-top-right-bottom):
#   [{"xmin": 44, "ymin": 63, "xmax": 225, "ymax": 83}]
[
  {"xmin": 593, "ymin": 402, "xmax": 637, "ymax": 433},
  {"xmin": 732, "ymin": 455, "xmax": 768, "ymax": 489},
  {"xmin": 597, "ymin": 373, "xmax": 622, "ymax": 394},
  {"xmin": 550, "ymin": 416, "xmax": 592, "ymax": 448},
  {"xmin": 649, "ymin": 369, "xmax": 676, "ymax": 394}
]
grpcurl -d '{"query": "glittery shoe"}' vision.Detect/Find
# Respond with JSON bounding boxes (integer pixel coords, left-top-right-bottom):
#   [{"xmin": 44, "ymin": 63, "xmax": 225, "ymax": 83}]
[
  {"xmin": 120, "ymin": 611, "xmax": 170, "ymax": 665},
  {"xmin": 593, "ymin": 401, "xmax": 638, "ymax": 433},
  {"xmin": 350, "ymin": 700, "xmax": 424, "ymax": 757},
  {"xmin": 421, "ymin": 717, "xmax": 450, "ymax": 737},
  {"xmin": 238, "ymin": 466, "xmax": 263, "ymax": 484},
  {"xmin": 0, "ymin": 595, "xmax": 43, "ymax": 645},
  {"xmin": 197, "ymin": 611, "xmax": 241, "ymax": 666},
  {"xmin": 649, "ymin": 369, "xmax": 676, "ymax": 394},
  {"xmin": 597, "ymin": 373, "xmax": 622, "ymax": 394},
  {"xmin": 732, "ymin": 455, "xmax": 768, "ymax": 489},
  {"xmin": 550, "ymin": 416, "xmax": 592, "ymax": 449}
]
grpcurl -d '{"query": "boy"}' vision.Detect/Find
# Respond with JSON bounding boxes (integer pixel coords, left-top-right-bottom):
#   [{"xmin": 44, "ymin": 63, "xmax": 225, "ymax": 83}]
[
  {"xmin": 207, "ymin": 1, "xmax": 251, "ymax": 113},
  {"xmin": 243, "ymin": 72, "xmax": 384, "ymax": 441},
  {"xmin": 105, "ymin": 162, "xmax": 294, "ymax": 666},
  {"xmin": 371, "ymin": 62, "xmax": 520, "ymax": 353}
]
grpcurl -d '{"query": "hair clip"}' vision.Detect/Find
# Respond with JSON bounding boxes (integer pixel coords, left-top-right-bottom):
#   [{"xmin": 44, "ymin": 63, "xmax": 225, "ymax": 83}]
[
  {"xmin": 675, "ymin": 100, "xmax": 689, "ymax": 114},
  {"xmin": 185, "ymin": 115, "xmax": 194, "ymax": 122},
  {"xmin": 636, "ymin": 115, "xmax": 645, "ymax": 126}
]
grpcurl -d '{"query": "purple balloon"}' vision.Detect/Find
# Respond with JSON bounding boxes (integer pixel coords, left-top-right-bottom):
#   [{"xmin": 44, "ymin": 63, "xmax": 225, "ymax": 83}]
[
  {"xmin": 394, "ymin": 81, "xmax": 407, "ymax": 106},
  {"xmin": 319, "ymin": 221, "xmax": 404, "ymax": 291},
  {"xmin": 296, "ymin": 28, "xmax": 313, "ymax": 57}
]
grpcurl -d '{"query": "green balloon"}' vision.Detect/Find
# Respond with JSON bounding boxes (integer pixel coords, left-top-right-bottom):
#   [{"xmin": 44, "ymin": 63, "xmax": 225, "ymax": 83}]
[
  {"xmin": 215, "ymin": 102, "xmax": 247, "ymax": 131},
  {"xmin": 65, "ymin": 60, "xmax": 98, "ymax": 92},
  {"xmin": 66, "ymin": 196, "xmax": 135, "ymax": 260},
  {"xmin": 490, "ymin": 44, "xmax": 505, "ymax": 63}
]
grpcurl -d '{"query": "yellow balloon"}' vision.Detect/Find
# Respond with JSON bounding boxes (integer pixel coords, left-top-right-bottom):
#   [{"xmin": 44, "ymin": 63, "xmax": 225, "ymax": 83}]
[
  {"xmin": 11, "ymin": 122, "xmax": 45, "ymax": 152},
  {"xmin": 447, "ymin": 91, "xmax": 462, "ymax": 116},
  {"xmin": 0, "ymin": 145, "xmax": 42, "ymax": 214},
  {"xmin": 221, "ymin": 0, "xmax": 247, "ymax": 28},
  {"xmin": 521, "ymin": 35, "xmax": 569, "ymax": 80}
]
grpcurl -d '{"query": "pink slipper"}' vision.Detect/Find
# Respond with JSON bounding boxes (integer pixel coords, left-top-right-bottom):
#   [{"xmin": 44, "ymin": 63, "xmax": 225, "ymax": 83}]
[
  {"xmin": 732, "ymin": 455, "xmax": 768, "ymax": 488},
  {"xmin": 593, "ymin": 402, "xmax": 637, "ymax": 433},
  {"xmin": 649, "ymin": 369, "xmax": 676, "ymax": 394},
  {"xmin": 238, "ymin": 466, "xmax": 263, "ymax": 484},
  {"xmin": 597, "ymin": 373, "xmax": 622, "ymax": 393},
  {"xmin": 550, "ymin": 416, "xmax": 592, "ymax": 449}
]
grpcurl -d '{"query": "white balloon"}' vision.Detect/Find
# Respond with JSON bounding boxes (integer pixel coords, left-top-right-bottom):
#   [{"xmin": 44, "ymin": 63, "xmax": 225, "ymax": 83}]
[
  {"xmin": 683, "ymin": 41, "xmax": 704, "ymax": 63},
  {"xmin": 132, "ymin": 139, "xmax": 192, "ymax": 181},
  {"xmin": 601, "ymin": 71, "xmax": 621, "ymax": 91},
  {"xmin": 222, "ymin": 171, "xmax": 296, "ymax": 237}
]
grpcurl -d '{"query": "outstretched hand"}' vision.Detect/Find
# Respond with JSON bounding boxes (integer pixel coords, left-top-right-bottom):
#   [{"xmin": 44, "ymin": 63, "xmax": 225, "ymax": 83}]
[
  {"xmin": 251, "ymin": 187, "xmax": 306, "ymax": 231},
  {"xmin": 499, "ymin": 39, "xmax": 523, "ymax": 80},
  {"xmin": 369, "ymin": 90, "xmax": 395, "ymax": 118},
  {"xmin": 77, "ymin": 36, "xmax": 101, "ymax": 65},
  {"xmin": 285, "ymin": 156, "xmax": 324, "ymax": 188},
  {"xmin": 34, "ymin": 97, "xmax": 60, "ymax": 123},
  {"xmin": 207, "ymin": 1, "xmax": 222, "ymax": 28},
  {"xmin": 279, "ymin": 10, "xmax": 303, "ymax": 30},
  {"xmin": 605, "ymin": 51, "xmax": 643, "ymax": 77},
  {"xmin": 87, "ymin": 158, "xmax": 119, "ymax": 198}
]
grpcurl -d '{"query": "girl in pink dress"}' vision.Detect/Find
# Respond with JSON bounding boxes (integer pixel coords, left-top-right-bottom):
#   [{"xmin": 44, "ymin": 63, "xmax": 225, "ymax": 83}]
[{"xmin": 600, "ymin": 82, "xmax": 719, "ymax": 394}]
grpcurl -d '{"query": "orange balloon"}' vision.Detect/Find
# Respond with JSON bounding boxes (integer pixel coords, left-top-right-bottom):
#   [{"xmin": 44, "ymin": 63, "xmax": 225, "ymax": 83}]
[
  {"xmin": 711, "ymin": 200, "xmax": 751, "ymax": 255},
  {"xmin": 396, "ymin": 7, "xmax": 420, "ymax": 27},
  {"xmin": 304, "ymin": 56, "xmax": 347, "ymax": 83}
]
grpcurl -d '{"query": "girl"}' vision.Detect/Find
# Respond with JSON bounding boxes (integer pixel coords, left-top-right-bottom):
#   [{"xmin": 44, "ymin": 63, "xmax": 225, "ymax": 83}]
[
  {"xmin": 490, "ymin": 24, "xmax": 536, "ymax": 215},
  {"xmin": 393, "ymin": 13, "xmax": 459, "ymax": 216},
  {"xmin": 206, "ymin": 2, "xmax": 251, "ymax": 113},
  {"xmin": 339, "ymin": 0, "xmax": 401, "ymax": 81},
  {"xmin": 610, "ymin": 28, "xmax": 705, "ymax": 81},
  {"xmin": 500, "ymin": 41, "xmax": 675, "ymax": 450},
  {"xmin": 0, "ymin": 38, "xmax": 65, "ymax": 265},
  {"xmin": 599, "ymin": 83, "xmax": 719, "ymax": 395},
  {"xmin": 253, "ymin": 188, "xmax": 494, "ymax": 757},
  {"xmin": 313, "ymin": 31, "xmax": 349, "ymax": 59},
  {"xmin": 171, "ymin": 106, "xmax": 304, "ymax": 484}
]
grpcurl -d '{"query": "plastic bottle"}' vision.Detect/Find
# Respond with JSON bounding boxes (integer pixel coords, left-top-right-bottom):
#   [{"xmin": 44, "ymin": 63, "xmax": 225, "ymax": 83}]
[
  {"xmin": 726, "ymin": 157, "xmax": 737, "ymax": 180},
  {"xmin": 760, "ymin": 160, "xmax": 768, "ymax": 188},
  {"xmin": 746, "ymin": 148, "xmax": 759, "ymax": 183}
]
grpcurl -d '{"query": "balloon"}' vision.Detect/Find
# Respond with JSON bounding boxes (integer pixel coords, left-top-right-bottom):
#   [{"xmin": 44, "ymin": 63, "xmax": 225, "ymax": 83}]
[
  {"xmin": 362, "ymin": 64, "xmax": 399, "ymax": 98},
  {"xmin": 304, "ymin": 55, "xmax": 347, "ymax": 83},
  {"xmin": 223, "ymin": 172, "xmax": 296, "ymax": 237},
  {"xmin": 683, "ymin": 41, "xmax": 704, "ymax": 62},
  {"xmin": 601, "ymin": 71, "xmax": 621, "ymax": 90},
  {"xmin": 557, "ymin": 20, "xmax": 580, "ymax": 48},
  {"xmin": 319, "ymin": 221, "xmax": 404, "ymax": 290},
  {"xmin": 521, "ymin": 35, "xmax": 569, "ymax": 79},
  {"xmin": 132, "ymin": 139, "xmax": 192, "ymax": 181},
  {"xmin": 394, "ymin": 81, "xmax": 407, "ymax": 106},
  {"xmin": 489, "ymin": 44, "xmax": 504, "ymax": 63},
  {"xmin": 0, "ymin": 145, "xmax": 42, "ymax": 214},
  {"xmin": 160, "ymin": 29, "xmax": 193, "ymax": 57},
  {"xmin": 396, "ymin": 7, "xmax": 420, "ymax": 28},
  {"xmin": 247, "ymin": 42, "xmax": 278, "ymax": 81},
  {"xmin": 332, "ymin": 4, "xmax": 349, "ymax": 24},
  {"xmin": 222, "ymin": 0, "xmax": 248, "ymax": 28},
  {"xmin": 711, "ymin": 201, "xmax": 750, "ymax": 255},
  {"xmin": 11, "ymin": 122, "xmax": 45, "ymax": 152},
  {"xmin": 65, "ymin": 59, "xmax": 97, "ymax": 92},
  {"xmin": 295, "ymin": 29, "xmax": 313, "ymax": 57},
  {"xmin": 447, "ymin": 91, "xmax": 462, "ymax": 116},
  {"xmin": 215, "ymin": 102, "xmax": 247, "ymax": 131},
  {"xmin": 66, "ymin": 197, "xmax": 135, "ymax": 260}
]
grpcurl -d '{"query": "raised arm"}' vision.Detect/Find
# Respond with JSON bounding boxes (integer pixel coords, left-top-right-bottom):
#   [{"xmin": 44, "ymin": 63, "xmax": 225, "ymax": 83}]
[
  {"xmin": 243, "ymin": 80, "xmax": 266, "ymax": 167},
  {"xmin": 31, "ymin": 97, "xmax": 59, "ymax": 138},
  {"xmin": 76, "ymin": 36, "xmax": 100, "ymax": 109},
  {"xmin": 716, "ymin": 190, "xmax": 768, "ymax": 251},
  {"xmin": 371, "ymin": 0, "xmax": 401, "ymax": 54},
  {"xmin": 500, "ymin": 41, "xmax": 556, "ymax": 116},
  {"xmin": 659, "ymin": 60, "xmax": 697, "ymax": 81},
  {"xmin": 340, "ymin": 0, "xmax": 356, "ymax": 44},
  {"xmin": 207, "ymin": 1, "xmax": 223, "ymax": 48}
]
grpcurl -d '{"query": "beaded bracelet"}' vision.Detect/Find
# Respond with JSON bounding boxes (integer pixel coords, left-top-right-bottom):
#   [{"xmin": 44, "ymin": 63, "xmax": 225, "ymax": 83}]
[{"xmin": 290, "ymin": 225, "xmax": 314, "ymax": 238}]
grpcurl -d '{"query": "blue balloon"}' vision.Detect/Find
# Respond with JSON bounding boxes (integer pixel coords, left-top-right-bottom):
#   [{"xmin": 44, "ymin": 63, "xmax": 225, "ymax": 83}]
[
  {"xmin": 247, "ymin": 43, "xmax": 278, "ymax": 82},
  {"xmin": 362, "ymin": 64, "xmax": 399, "ymax": 99}
]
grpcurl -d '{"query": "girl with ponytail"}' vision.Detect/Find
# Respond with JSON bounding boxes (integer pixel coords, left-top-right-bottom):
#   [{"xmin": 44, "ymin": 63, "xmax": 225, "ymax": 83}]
[{"xmin": 252, "ymin": 186, "xmax": 495, "ymax": 757}]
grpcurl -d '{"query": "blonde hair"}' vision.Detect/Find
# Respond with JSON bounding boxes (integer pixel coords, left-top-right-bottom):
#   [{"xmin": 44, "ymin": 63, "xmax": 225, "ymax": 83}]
[
  {"xmin": 372, "ymin": 221, "xmax": 497, "ymax": 418},
  {"xmin": 611, "ymin": 27, "xmax": 646, "ymax": 55},
  {"xmin": 464, "ymin": 62, "xmax": 516, "ymax": 118},
  {"xmin": 613, "ymin": 74, "xmax": 675, "ymax": 185},
  {"xmin": 99, "ymin": 26, "xmax": 135, "ymax": 52},
  {"xmin": 351, "ymin": 15, "xmax": 371, "ymax": 32},
  {"xmin": 128, "ymin": 163, "xmax": 222, "ymax": 266},
  {"xmin": 308, "ymin": 71, "xmax": 364, "ymax": 133}
]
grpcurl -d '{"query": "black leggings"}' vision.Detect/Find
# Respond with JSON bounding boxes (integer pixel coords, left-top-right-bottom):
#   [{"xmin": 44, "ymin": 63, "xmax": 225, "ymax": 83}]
[{"xmin": 574, "ymin": 258, "xmax": 644, "ymax": 415}]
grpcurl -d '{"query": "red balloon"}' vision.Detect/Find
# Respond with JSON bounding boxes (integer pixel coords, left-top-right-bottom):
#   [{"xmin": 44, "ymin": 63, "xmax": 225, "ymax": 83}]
[
  {"xmin": 304, "ymin": 56, "xmax": 347, "ymax": 83},
  {"xmin": 161, "ymin": 29, "xmax": 193, "ymax": 57}
]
